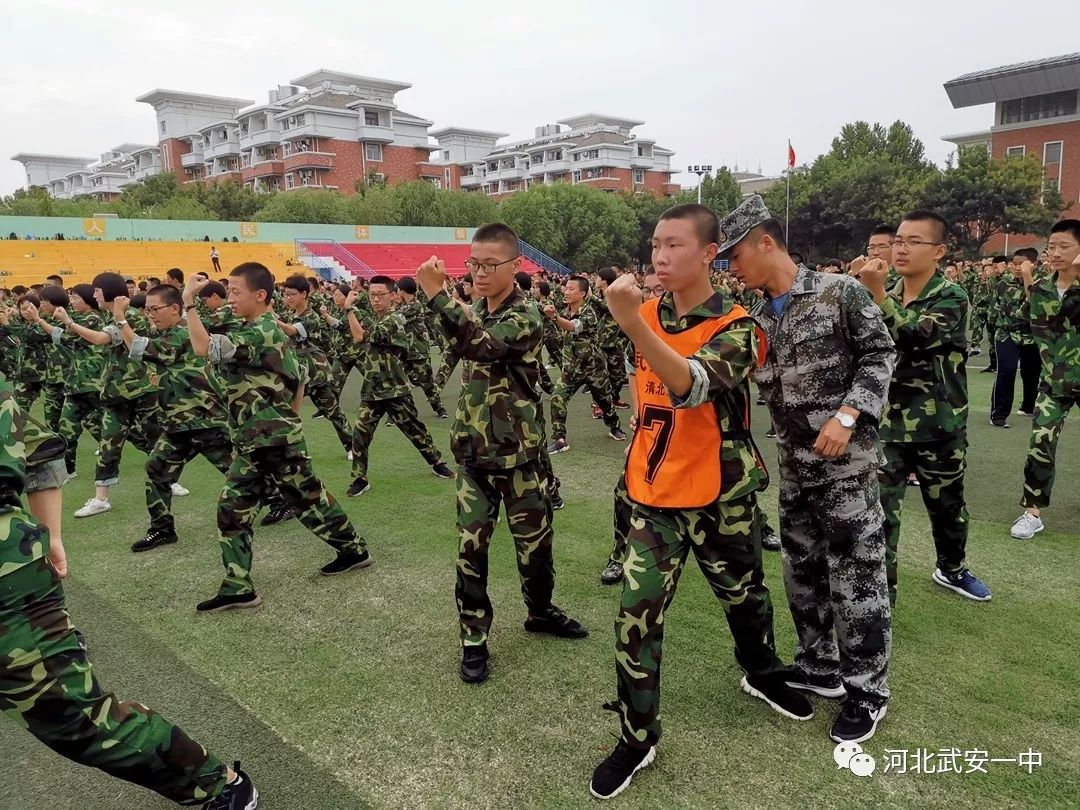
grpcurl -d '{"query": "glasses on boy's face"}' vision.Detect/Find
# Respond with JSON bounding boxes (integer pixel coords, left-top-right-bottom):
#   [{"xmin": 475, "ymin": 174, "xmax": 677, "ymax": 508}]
[
  {"xmin": 465, "ymin": 257, "xmax": 516, "ymax": 275},
  {"xmin": 368, "ymin": 291, "xmax": 391, "ymax": 298},
  {"xmin": 644, "ymin": 285, "xmax": 665, "ymax": 297},
  {"xmin": 145, "ymin": 304, "xmax": 173, "ymax": 313},
  {"xmin": 889, "ymin": 239, "xmax": 941, "ymax": 250}
]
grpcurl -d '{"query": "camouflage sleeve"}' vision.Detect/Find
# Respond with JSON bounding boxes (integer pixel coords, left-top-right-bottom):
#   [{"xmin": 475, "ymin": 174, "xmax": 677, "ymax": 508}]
[
  {"xmin": 878, "ymin": 285, "xmax": 968, "ymax": 352},
  {"xmin": 574, "ymin": 305, "xmax": 597, "ymax": 336},
  {"xmin": 369, "ymin": 314, "xmax": 411, "ymax": 353},
  {"xmin": 671, "ymin": 321, "xmax": 756, "ymax": 409},
  {"xmin": 841, "ymin": 281, "xmax": 897, "ymax": 419},
  {"xmin": 428, "ymin": 290, "xmax": 540, "ymax": 362},
  {"xmin": 0, "ymin": 377, "xmax": 28, "ymax": 508},
  {"xmin": 132, "ymin": 327, "xmax": 184, "ymax": 365}
]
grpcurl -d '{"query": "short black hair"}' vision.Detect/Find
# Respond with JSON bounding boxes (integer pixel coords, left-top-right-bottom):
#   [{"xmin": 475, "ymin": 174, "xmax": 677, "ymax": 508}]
[
  {"xmin": 45, "ymin": 274, "xmax": 63, "ymax": 284},
  {"xmin": 538, "ymin": 280, "xmax": 551, "ymax": 296},
  {"xmin": 282, "ymin": 274, "xmax": 310, "ymax": 294},
  {"xmin": 396, "ymin": 276, "xmax": 417, "ymax": 295},
  {"xmin": 659, "ymin": 203, "xmax": 720, "ymax": 246},
  {"xmin": 137, "ymin": 281, "xmax": 148, "ymax": 291},
  {"xmin": 463, "ymin": 273, "xmax": 473, "ymax": 285},
  {"xmin": 71, "ymin": 283, "xmax": 98, "ymax": 310},
  {"xmin": 198, "ymin": 281, "xmax": 227, "ymax": 300},
  {"xmin": 598, "ymin": 267, "xmax": 618, "ymax": 284},
  {"xmin": 166, "ymin": 267, "xmax": 184, "ymax": 284},
  {"xmin": 335, "ymin": 283, "xmax": 352, "ymax": 296},
  {"xmin": 454, "ymin": 282, "xmax": 466, "ymax": 299},
  {"xmin": 229, "ymin": 263, "xmax": 275, "ymax": 300},
  {"xmin": 1049, "ymin": 218, "xmax": 1080, "ymax": 244},
  {"xmin": 825, "ymin": 258, "xmax": 843, "ymax": 269},
  {"xmin": 472, "ymin": 222, "xmax": 521, "ymax": 257},
  {"xmin": 369, "ymin": 275, "xmax": 396, "ymax": 290},
  {"xmin": 901, "ymin": 210, "xmax": 949, "ymax": 244},
  {"xmin": 515, "ymin": 270, "xmax": 532, "ymax": 292},
  {"xmin": 992, "ymin": 255, "xmax": 1009, "ymax": 264},
  {"xmin": 17, "ymin": 292, "xmax": 41, "ymax": 309},
  {"xmin": 148, "ymin": 276, "xmax": 161, "ymax": 285},
  {"xmin": 1013, "ymin": 247, "xmax": 1039, "ymax": 263},
  {"xmin": 789, "ymin": 252, "xmax": 804, "ymax": 264},
  {"xmin": 92, "ymin": 272, "xmax": 128, "ymax": 303},
  {"xmin": 746, "ymin": 219, "xmax": 788, "ymax": 253},
  {"xmin": 11, "ymin": 285, "xmax": 27, "ymax": 295},
  {"xmin": 567, "ymin": 274, "xmax": 590, "ymax": 294},
  {"xmin": 39, "ymin": 286, "xmax": 69, "ymax": 308},
  {"xmin": 644, "ymin": 266, "xmax": 658, "ymax": 276},
  {"xmin": 129, "ymin": 294, "xmax": 147, "ymax": 309},
  {"xmin": 870, "ymin": 224, "xmax": 897, "ymax": 238},
  {"xmin": 147, "ymin": 284, "xmax": 182, "ymax": 309}
]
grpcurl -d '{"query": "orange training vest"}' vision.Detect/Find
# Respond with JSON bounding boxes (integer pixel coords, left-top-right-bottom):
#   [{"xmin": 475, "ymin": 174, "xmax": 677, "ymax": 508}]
[{"xmin": 625, "ymin": 297, "xmax": 765, "ymax": 509}]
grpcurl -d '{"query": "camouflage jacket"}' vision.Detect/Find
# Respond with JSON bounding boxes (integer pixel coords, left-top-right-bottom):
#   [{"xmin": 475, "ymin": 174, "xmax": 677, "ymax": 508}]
[
  {"xmin": 355, "ymin": 310, "xmax": 412, "ymax": 401},
  {"xmin": 14, "ymin": 315, "xmax": 47, "ymax": 384},
  {"xmin": 588, "ymin": 294, "xmax": 624, "ymax": 349},
  {"xmin": 40, "ymin": 314, "xmax": 70, "ymax": 386},
  {"xmin": 1029, "ymin": 271, "xmax": 1080, "ymax": 399},
  {"xmin": 129, "ymin": 323, "xmax": 228, "ymax": 433},
  {"xmin": 992, "ymin": 273, "xmax": 1034, "ymax": 345},
  {"xmin": 207, "ymin": 311, "xmax": 305, "ymax": 452},
  {"xmin": 203, "ymin": 304, "xmax": 241, "ymax": 335},
  {"xmin": 50, "ymin": 311, "xmax": 106, "ymax": 395},
  {"xmin": 328, "ymin": 303, "xmax": 370, "ymax": 367},
  {"xmin": 428, "ymin": 286, "xmax": 546, "ymax": 470},
  {"xmin": 558, "ymin": 300, "xmax": 606, "ymax": 373},
  {"xmin": 397, "ymin": 298, "xmax": 432, "ymax": 359},
  {"xmin": 284, "ymin": 307, "xmax": 334, "ymax": 388},
  {"xmin": 751, "ymin": 265, "xmax": 896, "ymax": 485},
  {"xmin": 877, "ymin": 272, "xmax": 969, "ymax": 443},
  {"xmin": 0, "ymin": 374, "xmax": 51, "ymax": 578},
  {"xmin": 99, "ymin": 308, "xmax": 159, "ymax": 403}
]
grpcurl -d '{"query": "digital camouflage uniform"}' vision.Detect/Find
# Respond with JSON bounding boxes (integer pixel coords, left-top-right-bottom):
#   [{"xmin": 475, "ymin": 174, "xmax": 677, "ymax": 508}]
[
  {"xmin": 348, "ymin": 309, "xmax": 443, "ymax": 479},
  {"xmin": 751, "ymin": 264, "xmax": 895, "ymax": 711},
  {"xmin": 549, "ymin": 300, "xmax": 620, "ymax": 441},
  {"xmin": 208, "ymin": 311, "xmax": 364, "ymax": 597},
  {"xmin": 52, "ymin": 310, "xmax": 105, "ymax": 474},
  {"xmin": 1021, "ymin": 271, "xmax": 1080, "ymax": 510},
  {"xmin": 608, "ymin": 291, "xmax": 782, "ymax": 749},
  {"xmin": 876, "ymin": 273, "xmax": 972, "ymax": 606},
  {"xmin": 397, "ymin": 297, "xmax": 446, "ymax": 414},
  {"xmin": 0, "ymin": 376, "xmax": 229, "ymax": 805},
  {"xmin": 991, "ymin": 272, "xmax": 1040, "ymax": 421},
  {"xmin": 427, "ymin": 286, "xmax": 559, "ymax": 648},
  {"xmin": 284, "ymin": 306, "xmax": 353, "ymax": 452}
]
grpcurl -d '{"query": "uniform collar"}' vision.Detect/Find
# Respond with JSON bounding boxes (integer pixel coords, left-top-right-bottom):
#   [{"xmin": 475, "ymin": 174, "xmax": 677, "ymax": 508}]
[{"xmin": 887, "ymin": 270, "xmax": 946, "ymax": 304}]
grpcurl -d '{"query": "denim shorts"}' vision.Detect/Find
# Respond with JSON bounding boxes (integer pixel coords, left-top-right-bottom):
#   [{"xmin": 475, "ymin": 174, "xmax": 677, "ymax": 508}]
[{"xmin": 25, "ymin": 458, "xmax": 68, "ymax": 493}]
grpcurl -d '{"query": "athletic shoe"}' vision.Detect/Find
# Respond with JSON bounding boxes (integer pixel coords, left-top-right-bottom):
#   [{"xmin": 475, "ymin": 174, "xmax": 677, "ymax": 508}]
[
  {"xmin": 592, "ymin": 406, "xmax": 603, "ymax": 419},
  {"xmin": 740, "ymin": 673, "xmax": 814, "ymax": 720},
  {"xmin": 969, "ymin": 346, "xmax": 982, "ymax": 356},
  {"xmin": 259, "ymin": 507, "xmax": 294, "ymax": 526},
  {"xmin": 524, "ymin": 605, "xmax": 588, "ymax": 639},
  {"xmin": 980, "ymin": 366, "xmax": 997, "ymax": 373},
  {"xmin": 1010, "ymin": 512, "xmax": 1044, "ymax": 540},
  {"xmin": 460, "ymin": 645, "xmax": 489, "ymax": 684},
  {"xmin": 346, "ymin": 450, "xmax": 353, "ymax": 461},
  {"xmin": 600, "ymin": 561, "xmax": 623, "ymax": 585},
  {"xmin": 346, "ymin": 476, "xmax": 371, "ymax": 497},
  {"xmin": 131, "ymin": 529, "xmax": 178, "ymax": 553},
  {"xmin": 830, "ymin": 701, "xmax": 887, "ymax": 743},
  {"xmin": 782, "ymin": 666, "xmax": 846, "ymax": 699},
  {"xmin": 320, "ymin": 548, "xmax": 373, "ymax": 576},
  {"xmin": 1016, "ymin": 408, "xmax": 1035, "ymax": 417},
  {"xmin": 756, "ymin": 396, "xmax": 766, "ymax": 405},
  {"xmin": 431, "ymin": 462, "xmax": 455, "ymax": 479},
  {"xmin": 906, "ymin": 474, "xmax": 920, "ymax": 487},
  {"xmin": 202, "ymin": 761, "xmax": 258, "ymax": 810},
  {"xmin": 74, "ymin": 497, "xmax": 111, "ymax": 518},
  {"xmin": 547, "ymin": 438, "xmax": 569, "ymax": 454},
  {"xmin": 760, "ymin": 530, "xmax": 781, "ymax": 552},
  {"xmin": 196, "ymin": 593, "xmax": 262, "ymax": 613},
  {"xmin": 989, "ymin": 419, "xmax": 1010, "ymax": 429},
  {"xmin": 932, "ymin": 568, "xmax": 992, "ymax": 601},
  {"xmin": 764, "ymin": 427, "xmax": 777, "ymax": 439},
  {"xmin": 65, "ymin": 471, "xmax": 78, "ymax": 482},
  {"xmin": 436, "ymin": 409, "xmax": 450, "ymax": 419},
  {"xmin": 589, "ymin": 741, "xmax": 656, "ymax": 800},
  {"xmin": 609, "ymin": 427, "xmax": 627, "ymax": 441},
  {"xmin": 550, "ymin": 489, "xmax": 564, "ymax": 510},
  {"xmin": 312, "ymin": 412, "xmax": 325, "ymax": 420},
  {"xmin": 171, "ymin": 482, "xmax": 190, "ymax": 497},
  {"xmin": 614, "ymin": 399, "xmax": 631, "ymax": 410}
]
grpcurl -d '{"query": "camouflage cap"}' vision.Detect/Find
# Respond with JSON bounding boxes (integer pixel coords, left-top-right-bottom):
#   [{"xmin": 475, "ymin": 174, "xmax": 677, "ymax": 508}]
[{"xmin": 717, "ymin": 195, "xmax": 772, "ymax": 256}]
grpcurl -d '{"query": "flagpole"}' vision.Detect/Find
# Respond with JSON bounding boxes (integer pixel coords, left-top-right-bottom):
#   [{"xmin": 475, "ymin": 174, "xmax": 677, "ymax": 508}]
[{"xmin": 785, "ymin": 141, "xmax": 791, "ymax": 241}]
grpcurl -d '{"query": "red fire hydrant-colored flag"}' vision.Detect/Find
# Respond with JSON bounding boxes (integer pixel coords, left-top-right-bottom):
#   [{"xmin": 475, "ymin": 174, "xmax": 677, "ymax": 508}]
[{"xmin": 787, "ymin": 141, "xmax": 796, "ymax": 168}]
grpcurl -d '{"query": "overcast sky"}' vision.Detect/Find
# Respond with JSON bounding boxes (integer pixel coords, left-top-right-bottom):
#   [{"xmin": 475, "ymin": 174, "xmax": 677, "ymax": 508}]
[{"xmin": 3, "ymin": 0, "xmax": 1079, "ymax": 196}]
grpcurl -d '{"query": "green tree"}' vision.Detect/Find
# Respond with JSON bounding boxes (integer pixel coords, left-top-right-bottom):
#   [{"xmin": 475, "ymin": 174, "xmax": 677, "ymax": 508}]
[
  {"xmin": 195, "ymin": 179, "xmax": 265, "ymax": 221},
  {"xmin": 253, "ymin": 189, "xmax": 348, "ymax": 223}
]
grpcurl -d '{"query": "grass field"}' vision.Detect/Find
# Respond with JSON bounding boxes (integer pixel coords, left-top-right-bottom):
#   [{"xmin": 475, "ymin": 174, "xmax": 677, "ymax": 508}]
[{"xmin": 3, "ymin": 361, "xmax": 1078, "ymax": 810}]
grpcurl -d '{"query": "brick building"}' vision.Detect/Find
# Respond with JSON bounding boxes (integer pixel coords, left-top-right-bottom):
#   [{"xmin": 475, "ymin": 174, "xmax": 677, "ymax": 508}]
[
  {"xmin": 12, "ymin": 70, "xmax": 679, "ymax": 200},
  {"xmin": 943, "ymin": 52, "xmax": 1080, "ymax": 251}
]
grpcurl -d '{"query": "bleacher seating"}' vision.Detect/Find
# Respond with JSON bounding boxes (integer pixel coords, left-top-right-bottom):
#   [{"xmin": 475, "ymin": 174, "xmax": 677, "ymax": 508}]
[{"xmin": 304, "ymin": 243, "xmax": 543, "ymax": 279}]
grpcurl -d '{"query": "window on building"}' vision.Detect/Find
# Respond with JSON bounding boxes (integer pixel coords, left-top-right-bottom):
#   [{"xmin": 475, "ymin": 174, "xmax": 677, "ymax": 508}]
[
  {"xmin": 444, "ymin": 168, "xmax": 451, "ymax": 187},
  {"xmin": 427, "ymin": 177, "xmax": 442, "ymax": 189},
  {"xmin": 365, "ymin": 111, "xmax": 380, "ymax": 126},
  {"xmin": 1005, "ymin": 145, "xmax": 1026, "ymax": 159},
  {"xmin": 1001, "ymin": 90, "xmax": 1078, "ymax": 125},
  {"xmin": 160, "ymin": 120, "xmax": 167, "ymax": 134},
  {"xmin": 443, "ymin": 150, "xmax": 451, "ymax": 161},
  {"xmin": 1044, "ymin": 177, "xmax": 1060, "ymax": 193},
  {"xmin": 533, "ymin": 152, "xmax": 545, "ymax": 164},
  {"xmin": 365, "ymin": 143, "xmax": 383, "ymax": 161},
  {"xmin": 1044, "ymin": 141, "xmax": 1063, "ymax": 165},
  {"xmin": 285, "ymin": 173, "xmax": 295, "ymax": 189},
  {"xmin": 462, "ymin": 165, "xmax": 474, "ymax": 176},
  {"xmin": 572, "ymin": 170, "xmax": 581, "ymax": 183},
  {"xmin": 633, "ymin": 168, "xmax": 645, "ymax": 183}
]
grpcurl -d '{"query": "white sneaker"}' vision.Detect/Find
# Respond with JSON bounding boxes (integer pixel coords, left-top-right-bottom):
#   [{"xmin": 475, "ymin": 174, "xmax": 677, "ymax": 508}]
[
  {"xmin": 346, "ymin": 450, "xmax": 353, "ymax": 461},
  {"xmin": 171, "ymin": 482, "xmax": 190, "ymax": 497},
  {"xmin": 75, "ymin": 497, "xmax": 112, "ymax": 518},
  {"xmin": 1010, "ymin": 512, "xmax": 1044, "ymax": 539}
]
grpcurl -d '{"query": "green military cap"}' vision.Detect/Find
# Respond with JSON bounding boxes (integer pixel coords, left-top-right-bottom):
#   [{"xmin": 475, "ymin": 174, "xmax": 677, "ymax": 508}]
[{"xmin": 717, "ymin": 195, "xmax": 772, "ymax": 256}]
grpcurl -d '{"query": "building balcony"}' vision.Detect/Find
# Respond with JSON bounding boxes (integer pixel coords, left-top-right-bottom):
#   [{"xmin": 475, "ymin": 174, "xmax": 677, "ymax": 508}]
[
  {"xmin": 580, "ymin": 176, "xmax": 622, "ymax": 191},
  {"xmin": 459, "ymin": 174, "xmax": 482, "ymax": 187},
  {"xmin": 279, "ymin": 122, "xmax": 323, "ymax": 140},
  {"xmin": 241, "ymin": 161, "xmax": 284, "ymax": 181},
  {"xmin": 357, "ymin": 124, "xmax": 394, "ymax": 144},
  {"xmin": 282, "ymin": 182, "xmax": 339, "ymax": 192},
  {"xmin": 205, "ymin": 170, "xmax": 242, "ymax": 184},
  {"xmin": 204, "ymin": 140, "xmax": 240, "ymax": 159},
  {"xmin": 417, "ymin": 163, "xmax": 443, "ymax": 178},
  {"xmin": 132, "ymin": 165, "xmax": 161, "ymax": 182},
  {"xmin": 283, "ymin": 152, "xmax": 333, "ymax": 171},
  {"xmin": 630, "ymin": 154, "xmax": 654, "ymax": 168},
  {"xmin": 239, "ymin": 129, "xmax": 281, "ymax": 150},
  {"xmin": 181, "ymin": 151, "xmax": 204, "ymax": 168},
  {"xmin": 662, "ymin": 182, "xmax": 681, "ymax": 196}
]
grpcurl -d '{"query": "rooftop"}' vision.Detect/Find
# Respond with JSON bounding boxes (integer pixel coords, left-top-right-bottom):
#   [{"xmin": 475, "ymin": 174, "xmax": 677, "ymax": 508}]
[
  {"xmin": 429, "ymin": 126, "xmax": 510, "ymax": 139},
  {"xmin": 557, "ymin": 113, "xmax": 644, "ymax": 131},
  {"xmin": 136, "ymin": 89, "xmax": 255, "ymax": 108},
  {"xmin": 290, "ymin": 69, "xmax": 411, "ymax": 93},
  {"xmin": 11, "ymin": 153, "xmax": 95, "ymax": 165},
  {"xmin": 944, "ymin": 52, "xmax": 1080, "ymax": 108}
]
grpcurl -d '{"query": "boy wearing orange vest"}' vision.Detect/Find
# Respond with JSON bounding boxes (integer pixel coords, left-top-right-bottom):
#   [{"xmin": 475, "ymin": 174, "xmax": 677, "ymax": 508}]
[{"xmin": 589, "ymin": 204, "xmax": 810, "ymax": 800}]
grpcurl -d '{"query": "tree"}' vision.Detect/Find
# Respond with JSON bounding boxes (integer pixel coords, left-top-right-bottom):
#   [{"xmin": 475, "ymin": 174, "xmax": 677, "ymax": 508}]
[
  {"xmin": 195, "ymin": 180, "xmax": 265, "ymax": 221},
  {"xmin": 921, "ymin": 147, "xmax": 1064, "ymax": 257},
  {"xmin": 253, "ymin": 189, "xmax": 348, "ymax": 223}
]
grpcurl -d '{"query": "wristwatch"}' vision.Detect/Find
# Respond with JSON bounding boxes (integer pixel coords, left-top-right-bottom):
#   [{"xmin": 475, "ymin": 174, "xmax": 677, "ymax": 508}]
[
  {"xmin": 115, "ymin": 320, "xmax": 128, "ymax": 329},
  {"xmin": 833, "ymin": 411, "xmax": 856, "ymax": 429}
]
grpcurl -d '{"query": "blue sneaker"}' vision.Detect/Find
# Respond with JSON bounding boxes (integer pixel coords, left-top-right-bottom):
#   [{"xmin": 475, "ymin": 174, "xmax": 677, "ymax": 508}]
[{"xmin": 932, "ymin": 568, "xmax": 991, "ymax": 602}]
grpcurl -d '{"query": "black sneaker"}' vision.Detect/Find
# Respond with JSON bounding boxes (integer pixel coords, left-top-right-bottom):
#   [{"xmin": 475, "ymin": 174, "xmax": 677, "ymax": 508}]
[
  {"xmin": 347, "ymin": 476, "xmax": 371, "ymax": 497},
  {"xmin": 589, "ymin": 741, "xmax": 656, "ymax": 800},
  {"xmin": 524, "ymin": 605, "xmax": 588, "ymax": 639},
  {"xmin": 830, "ymin": 700, "xmax": 887, "ymax": 743},
  {"xmin": 782, "ymin": 666, "xmax": 846, "ymax": 699},
  {"xmin": 460, "ymin": 645, "xmax": 489, "ymax": 684},
  {"xmin": 980, "ymin": 366, "xmax": 997, "ymax": 373},
  {"xmin": 547, "ymin": 438, "xmax": 569, "ymax": 454},
  {"xmin": 968, "ymin": 347, "xmax": 982, "ymax": 357},
  {"xmin": 550, "ymin": 488, "xmax": 564, "ymax": 510},
  {"xmin": 259, "ymin": 507, "xmax": 294, "ymax": 526},
  {"xmin": 989, "ymin": 419, "xmax": 1010, "ymax": 429},
  {"xmin": 614, "ymin": 399, "xmax": 631, "ymax": 410},
  {"xmin": 320, "ymin": 548, "xmax": 373, "ymax": 576},
  {"xmin": 202, "ymin": 761, "xmax": 258, "ymax": 809},
  {"xmin": 765, "ymin": 427, "xmax": 777, "ymax": 439},
  {"xmin": 600, "ymin": 560, "xmax": 623, "ymax": 585},
  {"xmin": 756, "ymin": 396, "xmax": 766, "ymax": 405},
  {"xmin": 436, "ymin": 409, "xmax": 450, "ymax": 419},
  {"xmin": 760, "ymin": 530, "xmax": 781, "ymax": 552},
  {"xmin": 740, "ymin": 673, "xmax": 814, "ymax": 720},
  {"xmin": 609, "ymin": 427, "xmax": 627, "ymax": 441},
  {"xmin": 131, "ymin": 529, "xmax": 178, "ymax": 553},
  {"xmin": 431, "ymin": 462, "xmax": 455, "ymax": 479},
  {"xmin": 196, "ymin": 593, "xmax": 262, "ymax": 614}
]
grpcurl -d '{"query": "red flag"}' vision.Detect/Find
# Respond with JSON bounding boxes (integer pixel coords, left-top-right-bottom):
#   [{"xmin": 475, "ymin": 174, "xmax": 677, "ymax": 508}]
[{"xmin": 787, "ymin": 141, "xmax": 796, "ymax": 168}]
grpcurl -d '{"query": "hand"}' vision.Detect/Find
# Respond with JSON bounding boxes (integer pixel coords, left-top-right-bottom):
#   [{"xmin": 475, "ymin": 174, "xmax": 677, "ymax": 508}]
[
  {"xmin": 416, "ymin": 256, "xmax": 447, "ymax": 298},
  {"xmin": 856, "ymin": 258, "xmax": 889, "ymax": 302},
  {"xmin": 543, "ymin": 303, "xmax": 557, "ymax": 319},
  {"xmin": 48, "ymin": 535, "xmax": 68, "ymax": 579},
  {"xmin": 812, "ymin": 414, "xmax": 854, "ymax": 459},
  {"xmin": 183, "ymin": 276, "xmax": 210, "ymax": 306},
  {"xmin": 52, "ymin": 306, "xmax": 71, "ymax": 326},
  {"xmin": 848, "ymin": 255, "xmax": 869, "ymax": 277},
  {"xmin": 112, "ymin": 296, "xmax": 130, "ymax": 319},
  {"xmin": 345, "ymin": 290, "xmax": 359, "ymax": 308},
  {"xmin": 319, "ymin": 304, "xmax": 329, "ymax": 317},
  {"xmin": 19, "ymin": 300, "xmax": 40, "ymax": 322},
  {"xmin": 605, "ymin": 273, "xmax": 645, "ymax": 326},
  {"xmin": 1015, "ymin": 260, "xmax": 1035, "ymax": 284}
]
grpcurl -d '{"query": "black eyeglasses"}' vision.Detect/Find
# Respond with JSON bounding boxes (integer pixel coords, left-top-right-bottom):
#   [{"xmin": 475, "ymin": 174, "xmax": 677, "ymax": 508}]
[
  {"xmin": 889, "ymin": 239, "xmax": 942, "ymax": 249},
  {"xmin": 465, "ymin": 257, "xmax": 517, "ymax": 275}
]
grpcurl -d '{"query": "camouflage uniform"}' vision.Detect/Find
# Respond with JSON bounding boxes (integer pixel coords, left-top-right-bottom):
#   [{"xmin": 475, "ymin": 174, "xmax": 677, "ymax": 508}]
[
  {"xmin": 52, "ymin": 311, "xmax": 105, "ymax": 474},
  {"xmin": 349, "ymin": 309, "xmax": 444, "ymax": 479},
  {"xmin": 426, "ymin": 286, "xmax": 559, "ymax": 647},
  {"xmin": 608, "ymin": 292, "xmax": 783, "ymax": 749},
  {"xmin": 40, "ymin": 314, "xmax": 68, "ymax": 432},
  {"xmin": 284, "ymin": 306, "xmax": 353, "ymax": 452},
  {"xmin": 751, "ymin": 264, "xmax": 895, "ymax": 711},
  {"xmin": 539, "ymin": 297, "xmax": 564, "ymax": 372},
  {"xmin": 325, "ymin": 300, "xmax": 368, "ymax": 396},
  {"xmin": 549, "ymin": 301, "xmax": 620, "ymax": 441},
  {"xmin": 991, "ymin": 272, "xmax": 1040, "ymax": 420},
  {"xmin": 589, "ymin": 294, "xmax": 628, "ymax": 403},
  {"xmin": 208, "ymin": 311, "xmax": 365, "ymax": 597},
  {"xmin": 12, "ymin": 313, "xmax": 47, "ymax": 410},
  {"xmin": 0, "ymin": 376, "xmax": 229, "ymax": 805},
  {"xmin": 397, "ymin": 297, "xmax": 446, "ymax": 414},
  {"xmin": 1021, "ymin": 271, "xmax": 1079, "ymax": 509},
  {"xmin": 876, "ymin": 273, "xmax": 972, "ymax": 605}
]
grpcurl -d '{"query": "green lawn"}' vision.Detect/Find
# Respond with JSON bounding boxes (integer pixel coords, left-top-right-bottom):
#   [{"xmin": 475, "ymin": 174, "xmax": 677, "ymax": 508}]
[{"xmin": 3, "ymin": 363, "xmax": 1078, "ymax": 810}]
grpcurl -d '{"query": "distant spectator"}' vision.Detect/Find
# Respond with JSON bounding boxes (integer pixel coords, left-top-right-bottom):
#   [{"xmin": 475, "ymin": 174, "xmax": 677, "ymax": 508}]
[
  {"xmin": 165, "ymin": 268, "xmax": 184, "ymax": 289},
  {"xmin": 45, "ymin": 275, "xmax": 63, "ymax": 287},
  {"xmin": 210, "ymin": 246, "xmax": 221, "ymax": 273}
]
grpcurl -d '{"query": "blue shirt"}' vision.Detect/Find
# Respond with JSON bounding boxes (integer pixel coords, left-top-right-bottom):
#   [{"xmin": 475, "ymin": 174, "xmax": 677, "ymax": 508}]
[{"xmin": 769, "ymin": 292, "xmax": 790, "ymax": 316}]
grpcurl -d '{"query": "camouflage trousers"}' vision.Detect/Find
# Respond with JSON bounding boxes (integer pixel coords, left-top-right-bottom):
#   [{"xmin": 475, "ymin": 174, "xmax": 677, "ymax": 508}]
[
  {"xmin": 607, "ymin": 472, "xmax": 632, "ymax": 566},
  {"xmin": 970, "ymin": 307, "xmax": 989, "ymax": 347},
  {"xmin": 13, "ymin": 376, "xmax": 43, "ymax": 411},
  {"xmin": 407, "ymin": 352, "xmax": 445, "ymax": 413},
  {"xmin": 0, "ymin": 557, "xmax": 227, "ymax": 805},
  {"xmin": 42, "ymin": 382, "xmax": 65, "ymax": 433},
  {"xmin": 599, "ymin": 341, "xmax": 628, "ymax": 402},
  {"xmin": 351, "ymin": 395, "xmax": 441, "ymax": 478},
  {"xmin": 58, "ymin": 390, "xmax": 102, "ymax": 474},
  {"xmin": 550, "ymin": 367, "xmax": 620, "ymax": 441},
  {"xmin": 96, "ymin": 395, "xmax": 163, "ymax": 486},
  {"xmin": 779, "ymin": 472, "xmax": 891, "ymax": 709},
  {"xmin": 434, "ymin": 350, "xmax": 459, "ymax": 391},
  {"xmin": 146, "ymin": 427, "xmax": 233, "ymax": 535},
  {"xmin": 307, "ymin": 379, "xmax": 353, "ymax": 452},
  {"xmin": 608, "ymin": 493, "xmax": 784, "ymax": 748},
  {"xmin": 331, "ymin": 356, "xmax": 361, "ymax": 397},
  {"xmin": 456, "ymin": 459, "xmax": 555, "ymax": 647},
  {"xmin": 879, "ymin": 434, "xmax": 969, "ymax": 606},
  {"xmin": 1021, "ymin": 390, "xmax": 1076, "ymax": 510},
  {"xmin": 217, "ymin": 442, "xmax": 363, "ymax": 596}
]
